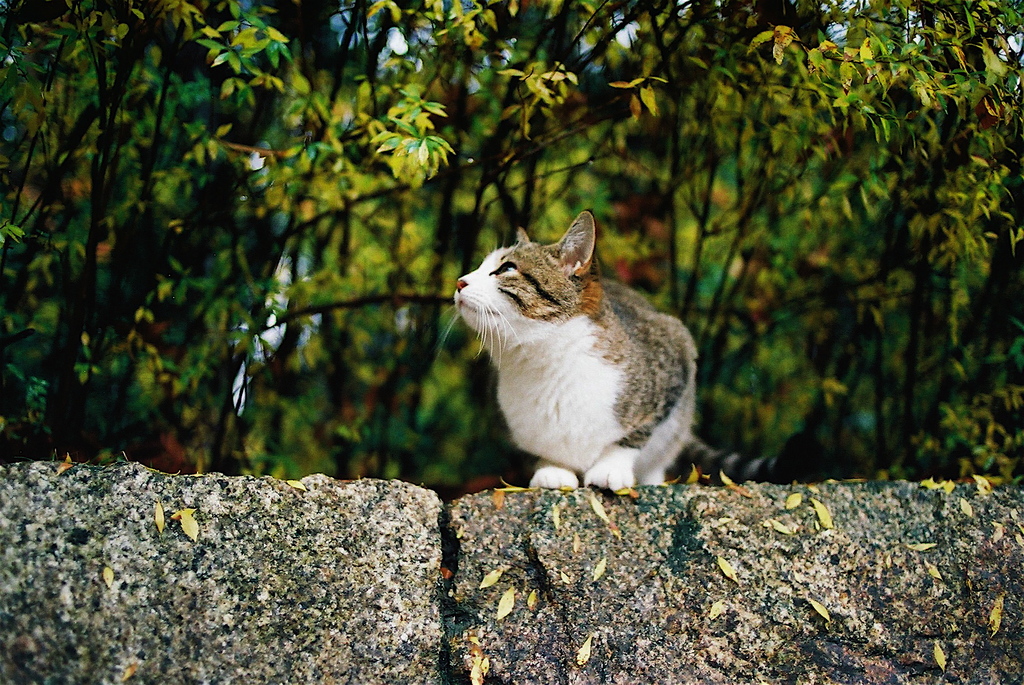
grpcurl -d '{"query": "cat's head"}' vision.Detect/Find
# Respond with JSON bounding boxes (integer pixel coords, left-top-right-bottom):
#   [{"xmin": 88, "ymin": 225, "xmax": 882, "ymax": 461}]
[{"xmin": 454, "ymin": 211, "xmax": 603, "ymax": 349}]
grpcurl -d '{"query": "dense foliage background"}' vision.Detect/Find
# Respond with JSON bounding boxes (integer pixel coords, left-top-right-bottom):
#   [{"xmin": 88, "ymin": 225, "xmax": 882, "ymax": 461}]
[{"xmin": 1, "ymin": 0, "xmax": 1022, "ymax": 489}]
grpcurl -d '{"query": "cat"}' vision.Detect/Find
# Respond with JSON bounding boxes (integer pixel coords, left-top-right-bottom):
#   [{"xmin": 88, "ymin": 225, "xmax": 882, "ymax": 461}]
[{"xmin": 455, "ymin": 210, "xmax": 715, "ymax": 490}]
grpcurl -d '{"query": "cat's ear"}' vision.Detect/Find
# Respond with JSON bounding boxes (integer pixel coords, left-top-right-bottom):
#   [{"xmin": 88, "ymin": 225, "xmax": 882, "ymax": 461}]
[
  {"xmin": 515, "ymin": 227, "xmax": 531, "ymax": 244},
  {"xmin": 557, "ymin": 211, "xmax": 596, "ymax": 278}
]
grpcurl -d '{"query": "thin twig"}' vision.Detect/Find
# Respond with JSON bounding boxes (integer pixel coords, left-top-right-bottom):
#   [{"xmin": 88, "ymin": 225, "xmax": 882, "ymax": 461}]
[{"xmin": 267, "ymin": 293, "xmax": 452, "ymax": 330}]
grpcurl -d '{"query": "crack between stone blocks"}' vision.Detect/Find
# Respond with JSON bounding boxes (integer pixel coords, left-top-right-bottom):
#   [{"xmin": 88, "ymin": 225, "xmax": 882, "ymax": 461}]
[
  {"xmin": 432, "ymin": 498, "xmax": 572, "ymax": 685},
  {"xmin": 437, "ymin": 503, "xmax": 473, "ymax": 685}
]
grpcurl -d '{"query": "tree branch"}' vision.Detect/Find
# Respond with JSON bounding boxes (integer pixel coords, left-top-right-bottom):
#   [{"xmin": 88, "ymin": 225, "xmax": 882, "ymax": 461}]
[{"xmin": 268, "ymin": 293, "xmax": 452, "ymax": 330}]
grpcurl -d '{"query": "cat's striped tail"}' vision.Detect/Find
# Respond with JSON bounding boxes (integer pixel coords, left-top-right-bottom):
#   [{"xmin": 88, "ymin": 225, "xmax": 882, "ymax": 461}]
[{"xmin": 678, "ymin": 434, "xmax": 815, "ymax": 484}]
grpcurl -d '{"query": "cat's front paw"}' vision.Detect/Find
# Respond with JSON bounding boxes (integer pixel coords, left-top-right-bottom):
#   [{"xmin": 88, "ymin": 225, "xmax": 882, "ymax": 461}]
[
  {"xmin": 583, "ymin": 458, "xmax": 635, "ymax": 492},
  {"xmin": 530, "ymin": 465, "xmax": 580, "ymax": 489}
]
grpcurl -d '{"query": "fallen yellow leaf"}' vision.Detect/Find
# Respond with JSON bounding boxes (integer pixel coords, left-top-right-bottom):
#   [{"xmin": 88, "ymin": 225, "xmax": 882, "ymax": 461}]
[
  {"xmin": 807, "ymin": 597, "xmax": 831, "ymax": 623},
  {"xmin": 588, "ymin": 491, "xmax": 610, "ymax": 524},
  {"xmin": 103, "ymin": 566, "xmax": 114, "ymax": 589},
  {"xmin": 972, "ymin": 474, "xmax": 993, "ymax": 495},
  {"xmin": 593, "ymin": 557, "xmax": 607, "ymax": 582},
  {"xmin": 720, "ymin": 470, "xmax": 753, "ymax": 497},
  {"xmin": 685, "ymin": 464, "xmax": 700, "ymax": 484},
  {"xmin": 573, "ymin": 533, "xmax": 582, "ymax": 554},
  {"xmin": 920, "ymin": 477, "xmax": 939, "ymax": 490},
  {"xmin": 497, "ymin": 478, "xmax": 531, "ymax": 492},
  {"xmin": 154, "ymin": 501, "xmax": 165, "ymax": 534},
  {"xmin": 940, "ymin": 480, "xmax": 955, "ymax": 494},
  {"xmin": 905, "ymin": 542, "xmax": 937, "ymax": 551},
  {"xmin": 576, "ymin": 633, "xmax": 594, "ymax": 665},
  {"xmin": 708, "ymin": 599, "xmax": 726, "ymax": 619},
  {"xmin": 285, "ymin": 479, "xmax": 307, "ymax": 491},
  {"xmin": 989, "ymin": 593, "xmax": 1005, "ymax": 636},
  {"xmin": 527, "ymin": 589, "xmax": 538, "ymax": 610},
  {"xmin": 993, "ymin": 522, "xmax": 1005, "ymax": 542},
  {"xmin": 469, "ymin": 651, "xmax": 489, "ymax": 685},
  {"xmin": 717, "ymin": 556, "xmax": 739, "ymax": 584},
  {"xmin": 810, "ymin": 498, "xmax": 834, "ymax": 530},
  {"xmin": 171, "ymin": 508, "xmax": 199, "ymax": 542},
  {"xmin": 56, "ymin": 455, "xmax": 74, "ymax": 475},
  {"xmin": 934, "ymin": 641, "xmax": 947, "ymax": 672},
  {"xmin": 479, "ymin": 568, "xmax": 503, "ymax": 589},
  {"xmin": 926, "ymin": 564, "xmax": 942, "ymax": 580},
  {"xmin": 784, "ymin": 492, "xmax": 803, "ymax": 510},
  {"xmin": 560, "ymin": 571, "xmax": 572, "ymax": 585},
  {"xmin": 552, "ymin": 504, "xmax": 561, "ymax": 530},
  {"xmin": 959, "ymin": 497, "xmax": 973, "ymax": 517},
  {"xmin": 764, "ymin": 518, "xmax": 797, "ymax": 535},
  {"xmin": 121, "ymin": 663, "xmax": 138, "ymax": 681},
  {"xmin": 495, "ymin": 587, "xmax": 515, "ymax": 620}
]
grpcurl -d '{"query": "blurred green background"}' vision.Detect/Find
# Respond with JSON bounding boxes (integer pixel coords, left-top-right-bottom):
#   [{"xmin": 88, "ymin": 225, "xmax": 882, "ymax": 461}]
[{"xmin": 1, "ymin": 0, "xmax": 1022, "ymax": 490}]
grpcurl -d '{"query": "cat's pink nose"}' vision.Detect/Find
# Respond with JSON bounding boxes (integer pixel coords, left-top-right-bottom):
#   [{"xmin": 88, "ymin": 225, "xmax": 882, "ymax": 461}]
[{"xmin": 456, "ymin": 279, "xmax": 468, "ymax": 292}]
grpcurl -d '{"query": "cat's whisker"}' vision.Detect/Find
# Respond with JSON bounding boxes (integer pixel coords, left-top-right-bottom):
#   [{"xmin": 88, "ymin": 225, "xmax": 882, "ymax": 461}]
[
  {"xmin": 474, "ymin": 326, "xmax": 487, "ymax": 359},
  {"xmin": 494, "ymin": 311, "xmax": 508, "ymax": 366},
  {"xmin": 492, "ymin": 307, "xmax": 520, "ymax": 348},
  {"xmin": 435, "ymin": 306, "xmax": 461, "ymax": 353},
  {"xmin": 486, "ymin": 309, "xmax": 503, "ymax": 367},
  {"xmin": 478, "ymin": 315, "xmax": 488, "ymax": 358},
  {"xmin": 477, "ymin": 308, "xmax": 494, "ymax": 360},
  {"xmin": 495, "ymin": 322, "xmax": 508, "ymax": 367}
]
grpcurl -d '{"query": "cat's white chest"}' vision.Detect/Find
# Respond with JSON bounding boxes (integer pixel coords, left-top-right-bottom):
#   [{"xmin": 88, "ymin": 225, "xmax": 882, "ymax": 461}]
[{"xmin": 496, "ymin": 317, "xmax": 624, "ymax": 469}]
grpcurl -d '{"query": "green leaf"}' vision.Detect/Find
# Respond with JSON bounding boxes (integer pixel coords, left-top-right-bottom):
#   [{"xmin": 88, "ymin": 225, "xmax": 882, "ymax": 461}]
[
  {"xmin": 860, "ymin": 38, "xmax": 873, "ymax": 63},
  {"xmin": 750, "ymin": 30, "xmax": 774, "ymax": 49},
  {"xmin": 0, "ymin": 222, "xmax": 25, "ymax": 246},
  {"xmin": 639, "ymin": 86, "xmax": 658, "ymax": 116},
  {"xmin": 981, "ymin": 43, "xmax": 1007, "ymax": 82},
  {"xmin": 267, "ymin": 26, "xmax": 289, "ymax": 43},
  {"xmin": 840, "ymin": 60, "xmax": 855, "ymax": 91},
  {"xmin": 808, "ymin": 47, "xmax": 825, "ymax": 72}
]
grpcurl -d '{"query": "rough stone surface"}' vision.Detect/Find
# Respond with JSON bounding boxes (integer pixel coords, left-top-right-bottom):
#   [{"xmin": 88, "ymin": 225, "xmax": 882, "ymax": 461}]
[
  {"xmin": 445, "ymin": 482, "xmax": 1024, "ymax": 684},
  {"xmin": 2, "ymin": 462, "xmax": 1022, "ymax": 684},
  {"xmin": 0, "ymin": 462, "xmax": 442, "ymax": 685}
]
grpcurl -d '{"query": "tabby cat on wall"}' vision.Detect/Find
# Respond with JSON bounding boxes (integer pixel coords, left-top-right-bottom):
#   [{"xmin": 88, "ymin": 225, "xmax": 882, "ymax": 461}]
[{"xmin": 455, "ymin": 211, "xmax": 779, "ymax": 489}]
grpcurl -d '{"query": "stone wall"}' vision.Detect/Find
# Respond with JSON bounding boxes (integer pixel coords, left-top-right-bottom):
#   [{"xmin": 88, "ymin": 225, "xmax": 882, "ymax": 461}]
[{"xmin": 1, "ymin": 461, "xmax": 1021, "ymax": 684}]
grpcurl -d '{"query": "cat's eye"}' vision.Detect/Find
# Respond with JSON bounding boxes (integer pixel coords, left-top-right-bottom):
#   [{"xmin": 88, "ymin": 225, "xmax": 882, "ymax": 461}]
[{"xmin": 491, "ymin": 261, "xmax": 517, "ymax": 276}]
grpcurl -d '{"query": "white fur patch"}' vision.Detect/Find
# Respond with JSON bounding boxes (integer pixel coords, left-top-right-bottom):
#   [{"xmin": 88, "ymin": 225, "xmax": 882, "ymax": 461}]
[
  {"xmin": 495, "ymin": 317, "xmax": 625, "ymax": 476},
  {"xmin": 456, "ymin": 252, "xmax": 626, "ymax": 476}
]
